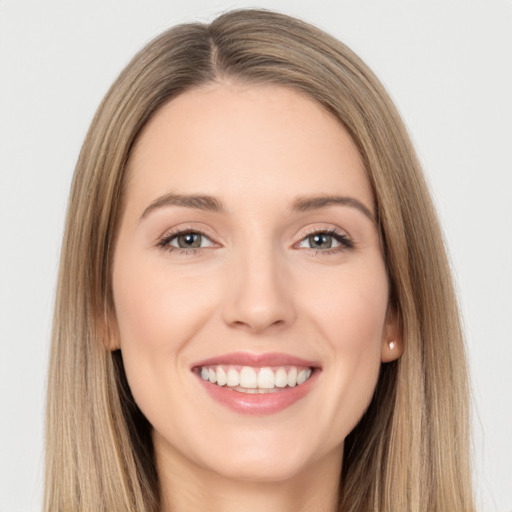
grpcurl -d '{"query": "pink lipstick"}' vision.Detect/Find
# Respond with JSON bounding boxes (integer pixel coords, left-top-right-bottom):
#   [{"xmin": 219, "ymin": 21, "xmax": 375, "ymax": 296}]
[{"xmin": 192, "ymin": 352, "xmax": 320, "ymax": 415}]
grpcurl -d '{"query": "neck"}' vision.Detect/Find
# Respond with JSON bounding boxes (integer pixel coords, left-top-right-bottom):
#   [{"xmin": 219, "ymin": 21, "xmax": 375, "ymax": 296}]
[{"xmin": 156, "ymin": 438, "xmax": 342, "ymax": 512}]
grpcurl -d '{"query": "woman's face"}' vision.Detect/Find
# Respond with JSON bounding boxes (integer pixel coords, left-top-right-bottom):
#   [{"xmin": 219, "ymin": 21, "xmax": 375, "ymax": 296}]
[{"xmin": 112, "ymin": 83, "xmax": 400, "ymax": 482}]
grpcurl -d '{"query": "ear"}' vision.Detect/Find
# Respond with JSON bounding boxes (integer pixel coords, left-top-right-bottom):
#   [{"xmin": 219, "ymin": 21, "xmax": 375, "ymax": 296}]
[
  {"xmin": 381, "ymin": 306, "xmax": 403, "ymax": 362},
  {"xmin": 101, "ymin": 306, "xmax": 121, "ymax": 351}
]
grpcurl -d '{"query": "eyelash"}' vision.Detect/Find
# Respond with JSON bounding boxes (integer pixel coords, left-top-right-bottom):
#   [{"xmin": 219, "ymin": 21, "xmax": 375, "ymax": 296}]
[
  {"xmin": 156, "ymin": 228, "xmax": 215, "ymax": 255},
  {"xmin": 298, "ymin": 228, "xmax": 354, "ymax": 254},
  {"xmin": 156, "ymin": 228, "xmax": 354, "ymax": 255}
]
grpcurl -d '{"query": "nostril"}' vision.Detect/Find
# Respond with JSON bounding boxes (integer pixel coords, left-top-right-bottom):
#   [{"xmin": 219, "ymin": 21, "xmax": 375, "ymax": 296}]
[{"xmin": 229, "ymin": 317, "xmax": 287, "ymax": 333}]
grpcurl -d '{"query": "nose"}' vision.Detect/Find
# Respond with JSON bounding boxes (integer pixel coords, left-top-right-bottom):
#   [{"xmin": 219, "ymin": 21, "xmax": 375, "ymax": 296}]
[{"xmin": 221, "ymin": 247, "xmax": 296, "ymax": 334}]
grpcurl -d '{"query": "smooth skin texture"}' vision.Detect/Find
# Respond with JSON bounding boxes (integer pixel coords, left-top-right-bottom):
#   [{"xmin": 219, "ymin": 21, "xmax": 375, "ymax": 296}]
[{"xmin": 112, "ymin": 83, "xmax": 402, "ymax": 512}]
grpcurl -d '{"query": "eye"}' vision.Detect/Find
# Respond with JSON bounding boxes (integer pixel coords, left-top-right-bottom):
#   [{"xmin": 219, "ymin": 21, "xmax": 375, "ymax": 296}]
[
  {"xmin": 158, "ymin": 230, "xmax": 214, "ymax": 251},
  {"xmin": 297, "ymin": 230, "xmax": 353, "ymax": 251}
]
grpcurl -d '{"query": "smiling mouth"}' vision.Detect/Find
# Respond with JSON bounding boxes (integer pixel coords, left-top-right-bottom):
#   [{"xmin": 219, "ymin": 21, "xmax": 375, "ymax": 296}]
[
  {"xmin": 192, "ymin": 352, "xmax": 320, "ymax": 414},
  {"xmin": 195, "ymin": 365, "xmax": 313, "ymax": 394}
]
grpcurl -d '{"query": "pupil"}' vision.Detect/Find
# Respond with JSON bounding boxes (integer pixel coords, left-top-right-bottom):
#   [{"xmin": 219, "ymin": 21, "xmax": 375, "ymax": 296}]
[
  {"xmin": 178, "ymin": 233, "xmax": 201, "ymax": 248},
  {"xmin": 311, "ymin": 234, "xmax": 332, "ymax": 249}
]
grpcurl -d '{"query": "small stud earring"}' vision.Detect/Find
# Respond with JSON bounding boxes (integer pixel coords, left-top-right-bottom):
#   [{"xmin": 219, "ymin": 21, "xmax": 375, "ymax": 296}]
[{"xmin": 388, "ymin": 340, "xmax": 396, "ymax": 350}]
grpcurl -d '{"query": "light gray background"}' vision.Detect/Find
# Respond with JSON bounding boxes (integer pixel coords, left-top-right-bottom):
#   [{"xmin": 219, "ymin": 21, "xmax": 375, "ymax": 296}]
[{"xmin": 1, "ymin": 1, "xmax": 511, "ymax": 511}]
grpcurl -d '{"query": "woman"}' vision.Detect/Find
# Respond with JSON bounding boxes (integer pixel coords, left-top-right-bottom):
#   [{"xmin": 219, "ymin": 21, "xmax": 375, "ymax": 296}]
[{"xmin": 45, "ymin": 9, "xmax": 475, "ymax": 512}]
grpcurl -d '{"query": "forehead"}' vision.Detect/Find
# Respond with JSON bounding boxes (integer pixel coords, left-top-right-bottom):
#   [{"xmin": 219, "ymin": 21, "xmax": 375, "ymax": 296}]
[{"xmin": 126, "ymin": 83, "xmax": 373, "ymax": 214}]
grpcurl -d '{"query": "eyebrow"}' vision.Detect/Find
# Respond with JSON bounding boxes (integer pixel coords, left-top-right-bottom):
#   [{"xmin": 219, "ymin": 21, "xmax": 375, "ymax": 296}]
[
  {"xmin": 140, "ymin": 192, "xmax": 374, "ymax": 222},
  {"xmin": 291, "ymin": 195, "xmax": 375, "ymax": 222},
  {"xmin": 140, "ymin": 193, "xmax": 224, "ymax": 219}
]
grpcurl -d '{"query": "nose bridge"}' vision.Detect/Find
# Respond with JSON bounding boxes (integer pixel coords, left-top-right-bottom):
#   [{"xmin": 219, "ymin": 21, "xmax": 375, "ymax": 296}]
[{"xmin": 222, "ymin": 236, "xmax": 295, "ymax": 333}]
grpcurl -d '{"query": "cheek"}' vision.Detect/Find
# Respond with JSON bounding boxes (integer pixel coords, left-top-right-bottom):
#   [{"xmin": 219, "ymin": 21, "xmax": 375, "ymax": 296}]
[
  {"xmin": 113, "ymin": 249, "xmax": 219, "ymax": 351},
  {"xmin": 111, "ymin": 251, "xmax": 220, "ymax": 418},
  {"xmin": 299, "ymin": 262, "xmax": 388, "ymax": 434},
  {"xmin": 304, "ymin": 261, "xmax": 389, "ymax": 349}
]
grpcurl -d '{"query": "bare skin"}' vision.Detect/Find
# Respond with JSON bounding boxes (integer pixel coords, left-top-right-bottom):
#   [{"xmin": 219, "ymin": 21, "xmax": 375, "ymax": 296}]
[
  {"xmin": 157, "ymin": 439, "xmax": 341, "ymax": 512},
  {"xmin": 112, "ymin": 83, "xmax": 402, "ymax": 511}
]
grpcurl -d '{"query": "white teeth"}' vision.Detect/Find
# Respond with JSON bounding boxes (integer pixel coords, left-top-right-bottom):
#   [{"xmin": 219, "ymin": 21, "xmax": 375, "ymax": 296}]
[
  {"xmin": 239, "ymin": 366, "xmax": 258, "ymax": 388},
  {"xmin": 274, "ymin": 367, "xmax": 288, "ymax": 388},
  {"xmin": 297, "ymin": 369, "xmax": 308, "ymax": 385},
  {"xmin": 216, "ymin": 367, "xmax": 227, "ymax": 386},
  {"xmin": 257, "ymin": 367, "xmax": 275, "ymax": 388},
  {"xmin": 226, "ymin": 368, "xmax": 240, "ymax": 387},
  {"xmin": 287, "ymin": 367, "xmax": 297, "ymax": 387},
  {"xmin": 199, "ymin": 364, "xmax": 314, "ymax": 390}
]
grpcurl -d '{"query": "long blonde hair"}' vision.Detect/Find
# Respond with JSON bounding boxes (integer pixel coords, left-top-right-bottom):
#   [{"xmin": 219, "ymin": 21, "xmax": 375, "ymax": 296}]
[{"xmin": 45, "ymin": 9, "xmax": 474, "ymax": 511}]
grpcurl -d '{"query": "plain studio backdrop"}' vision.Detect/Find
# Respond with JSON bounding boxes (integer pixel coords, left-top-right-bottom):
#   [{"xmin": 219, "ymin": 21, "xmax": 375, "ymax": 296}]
[{"xmin": 0, "ymin": 1, "xmax": 511, "ymax": 511}]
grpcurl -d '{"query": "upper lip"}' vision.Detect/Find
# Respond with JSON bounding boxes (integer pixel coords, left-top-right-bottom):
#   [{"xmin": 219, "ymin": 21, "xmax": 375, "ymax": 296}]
[{"xmin": 192, "ymin": 352, "xmax": 321, "ymax": 369}]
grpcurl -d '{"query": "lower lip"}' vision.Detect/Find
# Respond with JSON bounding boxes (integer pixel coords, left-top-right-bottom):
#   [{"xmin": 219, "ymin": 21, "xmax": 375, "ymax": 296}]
[{"xmin": 195, "ymin": 370, "xmax": 319, "ymax": 415}]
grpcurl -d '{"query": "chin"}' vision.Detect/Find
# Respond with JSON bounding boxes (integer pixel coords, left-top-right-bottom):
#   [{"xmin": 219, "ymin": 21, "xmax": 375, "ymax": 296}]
[
  {"xmin": 206, "ymin": 451, "xmax": 312, "ymax": 484},
  {"xmin": 192, "ymin": 428, "xmax": 326, "ymax": 484}
]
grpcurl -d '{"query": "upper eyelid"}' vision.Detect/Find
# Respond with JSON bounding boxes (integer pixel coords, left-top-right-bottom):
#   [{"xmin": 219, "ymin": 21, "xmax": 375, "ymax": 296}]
[
  {"xmin": 299, "ymin": 226, "xmax": 348, "ymax": 236},
  {"xmin": 294, "ymin": 225, "xmax": 351, "ymax": 243},
  {"xmin": 158, "ymin": 225, "xmax": 218, "ymax": 242}
]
